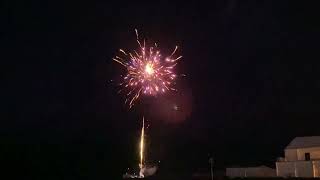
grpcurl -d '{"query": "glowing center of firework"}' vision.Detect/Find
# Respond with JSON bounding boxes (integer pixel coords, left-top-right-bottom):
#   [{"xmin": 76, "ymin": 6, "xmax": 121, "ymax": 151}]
[{"xmin": 144, "ymin": 63, "xmax": 154, "ymax": 76}]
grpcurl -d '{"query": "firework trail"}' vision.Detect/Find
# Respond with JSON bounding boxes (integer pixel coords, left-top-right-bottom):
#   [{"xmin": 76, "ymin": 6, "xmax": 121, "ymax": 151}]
[
  {"xmin": 139, "ymin": 117, "xmax": 145, "ymax": 177},
  {"xmin": 113, "ymin": 29, "xmax": 182, "ymax": 108}
]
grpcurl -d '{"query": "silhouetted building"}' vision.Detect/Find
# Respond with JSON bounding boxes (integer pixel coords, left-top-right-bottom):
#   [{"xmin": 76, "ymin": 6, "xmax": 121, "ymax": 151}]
[{"xmin": 276, "ymin": 136, "xmax": 320, "ymax": 177}]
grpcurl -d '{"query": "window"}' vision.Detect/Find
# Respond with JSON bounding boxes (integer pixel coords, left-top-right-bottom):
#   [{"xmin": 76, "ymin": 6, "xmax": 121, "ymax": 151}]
[{"xmin": 305, "ymin": 153, "xmax": 310, "ymax": 161}]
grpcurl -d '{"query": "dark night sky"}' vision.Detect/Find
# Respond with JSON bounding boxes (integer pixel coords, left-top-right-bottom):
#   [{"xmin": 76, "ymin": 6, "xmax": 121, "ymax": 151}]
[{"xmin": 2, "ymin": 0, "xmax": 320, "ymax": 179}]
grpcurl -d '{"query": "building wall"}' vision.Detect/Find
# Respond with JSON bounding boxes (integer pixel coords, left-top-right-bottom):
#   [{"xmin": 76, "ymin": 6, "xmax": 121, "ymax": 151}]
[
  {"xmin": 276, "ymin": 161, "xmax": 320, "ymax": 177},
  {"xmin": 285, "ymin": 149, "xmax": 298, "ymax": 161},
  {"xmin": 246, "ymin": 167, "xmax": 276, "ymax": 177},
  {"xmin": 226, "ymin": 168, "xmax": 246, "ymax": 178},
  {"xmin": 285, "ymin": 147, "xmax": 320, "ymax": 161},
  {"xmin": 297, "ymin": 147, "xmax": 320, "ymax": 160},
  {"xmin": 226, "ymin": 167, "xmax": 276, "ymax": 178},
  {"xmin": 276, "ymin": 162, "xmax": 296, "ymax": 177},
  {"xmin": 313, "ymin": 161, "xmax": 320, "ymax": 177},
  {"xmin": 295, "ymin": 161, "xmax": 314, "ymax": 177}
]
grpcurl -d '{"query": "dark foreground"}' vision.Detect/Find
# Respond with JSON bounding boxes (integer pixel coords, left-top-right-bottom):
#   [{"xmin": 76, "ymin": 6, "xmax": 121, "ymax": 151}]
[{"xmin": 132, "ymin": 177, "xmax": 320, "ymax": 180}]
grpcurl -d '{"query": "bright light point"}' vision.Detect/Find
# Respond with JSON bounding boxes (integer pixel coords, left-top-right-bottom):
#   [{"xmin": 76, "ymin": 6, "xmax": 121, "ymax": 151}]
[{"xmin": 145, "ymin": 63, "xmax": 154, "ymax": 75}]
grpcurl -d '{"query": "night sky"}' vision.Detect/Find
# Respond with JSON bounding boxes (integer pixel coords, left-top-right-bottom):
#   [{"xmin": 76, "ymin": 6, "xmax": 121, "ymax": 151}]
[{"xmin": 3, "ymin": 0, "xmax": 320, "ymax": 179}]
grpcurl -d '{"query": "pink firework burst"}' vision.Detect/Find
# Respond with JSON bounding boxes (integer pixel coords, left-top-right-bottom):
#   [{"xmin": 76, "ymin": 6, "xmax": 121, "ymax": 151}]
[{"xmin": 113, "ymin": 30, "xmax": 182, "ymax": 108}]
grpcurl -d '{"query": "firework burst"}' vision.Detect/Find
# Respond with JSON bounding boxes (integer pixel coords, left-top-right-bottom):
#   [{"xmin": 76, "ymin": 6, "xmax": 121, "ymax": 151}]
[{"xmin": 113, "ymin": 30, "xmax": 182, "ymax": 108}]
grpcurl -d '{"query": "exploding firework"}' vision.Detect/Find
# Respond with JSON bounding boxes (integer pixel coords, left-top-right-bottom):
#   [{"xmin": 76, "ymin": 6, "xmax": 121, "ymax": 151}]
[{"xmin": 113, "ymin": 29, "xmax": 182, "ymax": 108}]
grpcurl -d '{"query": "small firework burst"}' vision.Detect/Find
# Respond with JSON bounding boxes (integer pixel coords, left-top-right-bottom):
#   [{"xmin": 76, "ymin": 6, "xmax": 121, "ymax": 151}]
[{"xmin": 113, "ymin": 30, "xmax": 182, "ymax": 108}]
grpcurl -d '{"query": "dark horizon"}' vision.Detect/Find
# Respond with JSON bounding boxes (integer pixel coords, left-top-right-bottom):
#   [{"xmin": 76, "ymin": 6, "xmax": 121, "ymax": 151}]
[{"xmin": 3, "ymin": 0, "xmax": 320, "ymax": 179}]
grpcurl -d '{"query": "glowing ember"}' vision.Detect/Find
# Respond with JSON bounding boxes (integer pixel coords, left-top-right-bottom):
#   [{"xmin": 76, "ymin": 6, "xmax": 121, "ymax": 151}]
[{"xmin": 113, "ymin": 29, "xmax": 182, "ymax": 108}]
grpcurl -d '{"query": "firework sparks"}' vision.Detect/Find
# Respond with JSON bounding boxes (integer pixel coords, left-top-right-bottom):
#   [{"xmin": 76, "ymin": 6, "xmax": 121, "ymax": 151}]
[
  {"xmin": 139, "ymin": 117, "xmax": 145, "ymax": 177},
  {"xmin": 113, "ymin": 29, "xmax": 182, "ymax": 108}
]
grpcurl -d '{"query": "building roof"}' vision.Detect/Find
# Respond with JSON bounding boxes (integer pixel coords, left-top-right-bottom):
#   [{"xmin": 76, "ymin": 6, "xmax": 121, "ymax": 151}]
[{"xmin": 286, "ymin": 136, "xmax": 320, "ymax": 149}]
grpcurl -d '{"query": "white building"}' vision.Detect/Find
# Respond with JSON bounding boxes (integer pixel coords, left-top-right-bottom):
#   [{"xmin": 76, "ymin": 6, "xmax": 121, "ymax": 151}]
[
  {"xmin": 226, "ymin": 166, "xmax": 276, "ymax": 178},
  {"xmin": 276, "ymin": 136, "xmax": 320, "ymax": 177}
]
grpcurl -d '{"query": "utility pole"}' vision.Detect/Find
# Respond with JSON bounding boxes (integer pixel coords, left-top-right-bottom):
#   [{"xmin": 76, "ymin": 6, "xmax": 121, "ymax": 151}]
[{"xmin": 209, "ymin": 157, "xmax": 214, "ymax": 180}]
